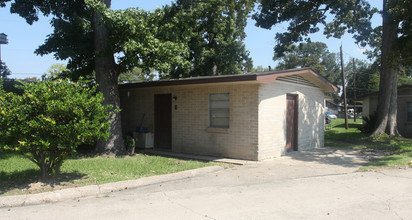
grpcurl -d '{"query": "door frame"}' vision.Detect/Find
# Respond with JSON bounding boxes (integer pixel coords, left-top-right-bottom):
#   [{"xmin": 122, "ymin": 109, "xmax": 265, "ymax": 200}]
[
  {"xmin": 154, "ymin": 94, "xmax": 172, "ymax": 149},
  {"xmin": 286, "ymin": 94, "xmax": 298, "ymax": 152}
]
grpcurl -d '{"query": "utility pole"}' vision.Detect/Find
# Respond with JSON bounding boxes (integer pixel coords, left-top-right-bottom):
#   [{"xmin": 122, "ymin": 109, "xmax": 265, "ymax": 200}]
[
  {"xmin": 340, "ymin": 45, "xmax": 348, "ymax": 129},
  {"xmin": 353, "ymin": 58, "xmax": 357, "ymax": 122}
]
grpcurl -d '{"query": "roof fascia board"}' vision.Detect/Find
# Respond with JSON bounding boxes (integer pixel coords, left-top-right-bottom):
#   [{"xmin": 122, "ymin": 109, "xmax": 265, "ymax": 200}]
[
  {"xmin": 256, "ymin": 69, "xmax": 338, "ymax": 93},
  {"xmin": 119, "ymin": 68, "xmax": 338, "ymax": 93}
]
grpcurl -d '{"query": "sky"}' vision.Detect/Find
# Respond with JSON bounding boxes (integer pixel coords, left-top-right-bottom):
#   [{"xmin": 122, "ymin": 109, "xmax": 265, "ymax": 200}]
[{"xmin": 0, "ymin": 1, "xmax": 382, "ymax": 79}]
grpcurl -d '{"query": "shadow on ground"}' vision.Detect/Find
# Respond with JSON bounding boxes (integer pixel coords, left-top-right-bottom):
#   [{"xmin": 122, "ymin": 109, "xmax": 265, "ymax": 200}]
[
  {"xmin": 0, "ymin": 171, "xmax": 86, "ymax": 195},
  {"xmin": 332, "ymin": 123, "xmax": 363, "ymax": 129},
  {"xmin": 283, "ymin": 147, "xmax": 367, "ymax": 168}
]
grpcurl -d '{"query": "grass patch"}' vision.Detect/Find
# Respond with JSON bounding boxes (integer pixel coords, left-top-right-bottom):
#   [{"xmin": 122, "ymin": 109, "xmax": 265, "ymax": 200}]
[
  {"xmin": 0, "ymin": 151, "xmax": 223, "ymax": 196},
  {"xmin": 325, "ymin": 118, "xmax": 364, "ymax": 148},
  {"xmin": 325, "ymin": 118, "xmax": 412, "ymax": 170}
]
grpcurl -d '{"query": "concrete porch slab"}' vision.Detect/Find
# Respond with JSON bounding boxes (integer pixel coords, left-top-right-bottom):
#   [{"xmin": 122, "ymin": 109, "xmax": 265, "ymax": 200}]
[{"xmin": 143, "ymin": 149, "xmax": 255, "ymax": 165}]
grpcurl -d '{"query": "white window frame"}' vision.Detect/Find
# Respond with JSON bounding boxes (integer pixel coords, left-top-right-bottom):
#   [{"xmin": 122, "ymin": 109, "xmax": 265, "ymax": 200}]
[{"xmin": 209, "ymin": 93, "xmax": 230, "ymax": 128}]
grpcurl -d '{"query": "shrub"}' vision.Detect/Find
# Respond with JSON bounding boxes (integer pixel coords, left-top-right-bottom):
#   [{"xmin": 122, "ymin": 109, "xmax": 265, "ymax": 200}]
[
  {"xmin": 359, "ymin": 112, "xmax": 377, "ymax": 134},
  {"xmin": 0, "ymin": 79, "xmax": 114, "ymax": 180},
  {"xmin": 124, "ymin": 136, "xmax": 136, "ymax": 149}
]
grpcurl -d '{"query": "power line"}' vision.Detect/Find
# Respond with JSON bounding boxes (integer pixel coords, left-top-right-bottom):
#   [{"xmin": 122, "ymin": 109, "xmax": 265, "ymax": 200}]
[{"xmin": 11, "ymin": 72, "xmax": 43, "ymax": 75}]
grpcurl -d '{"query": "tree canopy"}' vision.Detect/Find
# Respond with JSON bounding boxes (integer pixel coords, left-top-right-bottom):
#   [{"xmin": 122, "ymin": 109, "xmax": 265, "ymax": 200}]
[
  {"xmin": 4, "ymin": 0, "xmax": 189, "ymax": 80},
  {"xmin": 253, "ymin": 0, "xmax": 412, "ymax": 136},
  {"xmin": 0, "ymin": 61, "xmax": 11, "ymax": 79},
  {"xmin": 2, "ymin": 0, "xmax": 193, "ymax": 154},
  {"xmin": 253, "ymin": 0, "xmax": 377, "ymax": 58},
  {"xmin": 274, "ymin": 41, "xmax": 341, "ymax": 86},
  {"xmin": 163, "ymin": 0, "xmax": 254, "ymax": 78},
  {"xmin": 41, "ymin": 63, "xmax": 69, "ymax": 81},
  {"xmin": 118, "ymin": 67, "xmax": 155, "ymax": 83},
  {"xmin": 2, "ymin": 0, "xmax": 256, "ymax": 153}
]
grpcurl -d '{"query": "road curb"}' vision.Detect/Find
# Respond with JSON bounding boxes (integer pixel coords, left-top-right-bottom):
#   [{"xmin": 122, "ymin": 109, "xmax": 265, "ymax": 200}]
[{"xmin": 0, "ymin": 165, "xmax": 223, "ymax": 208}]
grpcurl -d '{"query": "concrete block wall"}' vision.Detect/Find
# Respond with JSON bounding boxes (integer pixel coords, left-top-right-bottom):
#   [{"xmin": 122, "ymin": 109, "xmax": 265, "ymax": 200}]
[
  {"xmin": 258, "ymin": 81, "xmax": 325, "ymax": 160},
  {"xmin": 120, "ymin": 83, "xmax": 260, "ymax": 160}
]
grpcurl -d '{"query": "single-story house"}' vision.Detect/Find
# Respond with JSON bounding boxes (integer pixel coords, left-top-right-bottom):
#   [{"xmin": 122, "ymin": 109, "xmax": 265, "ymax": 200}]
[
  {"xmin": 360, "ymin": 85, "xmax": 412, "ymax": 137},
  {"xmin": 325, "ymin": 99, "xmax": 339, "ymax": 115},
  {"xmin": 119, "ymin": 68, "xmax": 338, "ymax": 161}
]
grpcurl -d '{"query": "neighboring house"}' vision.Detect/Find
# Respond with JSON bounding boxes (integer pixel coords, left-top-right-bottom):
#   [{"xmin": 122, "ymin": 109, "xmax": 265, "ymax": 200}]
[
  {"xmin": 360, "ymin": 85, "xmax": 412, "ymax": 137},
  {"xmin": 325, "ymin": 100, "xmax": 339, "ymax": 115},
  {"xmin": 119, "ymin": 68, "xmax": 338, "ymax": 161}
]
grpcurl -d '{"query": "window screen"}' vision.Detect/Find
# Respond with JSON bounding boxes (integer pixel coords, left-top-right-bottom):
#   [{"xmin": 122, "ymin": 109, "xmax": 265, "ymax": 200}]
[{"xmin": 209, "ymin": 93, "xmax": 229, "ymax": 128}]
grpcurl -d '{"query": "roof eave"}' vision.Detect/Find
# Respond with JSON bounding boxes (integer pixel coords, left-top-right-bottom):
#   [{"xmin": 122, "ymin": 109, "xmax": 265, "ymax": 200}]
[
  {"xmin": 255, "ymin": 68, "xmax": 338, "ymax": 93},
  {"xmin": 119, "ymin": 68, "xmax": 339, "ymax": 93}
]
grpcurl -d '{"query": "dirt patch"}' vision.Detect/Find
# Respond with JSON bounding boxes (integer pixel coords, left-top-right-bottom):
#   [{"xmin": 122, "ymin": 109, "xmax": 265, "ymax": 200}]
[
  {"xmin": 1, "ymin": 179, "xmax": 87, "ymax": 197},
  {"xmin": 359, "ymin": 149, "xmax": 390, "ymax": 161}
]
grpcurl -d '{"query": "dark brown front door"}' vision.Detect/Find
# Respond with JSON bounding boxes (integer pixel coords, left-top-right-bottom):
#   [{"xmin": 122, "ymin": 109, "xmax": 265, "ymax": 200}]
[
  {"xmin": 154, "ymin": 94, "xmax": 172, "ymax": 149},
  {"xmin": 286, "ymin": 94, "xmax": 298, "ymax": 152}
]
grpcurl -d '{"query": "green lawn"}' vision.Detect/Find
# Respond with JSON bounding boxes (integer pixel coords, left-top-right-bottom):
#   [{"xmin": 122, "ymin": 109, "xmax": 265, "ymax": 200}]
[
  {"xmin": 0, "ymin": 151, "xmax": 222, "ymax": 196},
  {"xmin": 325, "ymin": 118, "xmax": 412, "ymax": 171}
]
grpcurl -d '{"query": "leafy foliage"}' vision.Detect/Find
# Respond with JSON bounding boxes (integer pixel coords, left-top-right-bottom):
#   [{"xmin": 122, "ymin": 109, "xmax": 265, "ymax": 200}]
[
  {"xmin": 0, "ymin": 61, "xmax": 12, "ymax": 79},
  {"xmin": 41, "ymin": 63, "xmax": 69, "ymax": 81},
  {"xmin": 23, "ymin": 77, "xmax": 40, "ymax": 82},
  {"xmin": 163, "ymin": 0, "xmax": 255, "ymax": 78},
  {"xmin": 359, "ymin": 113, "xmax": 377, "ymax": 134},
  {"xmin": 253, "ymin": 0, "xmax": 412, "ymax": 136},
  {"xmin": 4, "ymin": 0, "xmax": 194, "ymax": 154},
  {"xmin": 345, "ymin": 58, "xmax": 412, "ymax": 105},
  {"xmin": 345, "ymin": 59, "xmax": 380, "ymax": 103},
  {"xmin": 274, "ymin": 41, "xmax": 341, "ymax": 86},
  {"xmin": 5, "ymin": 0, "xmax": 191, "ymax": 80},
  {"xmin": 0, "ymin": 80, "xmax": 114, "ymax": 180},
  {"xmin": 253, "ymin": 0, "xmax": 377, "ymax": 58},
  {"xmin": 251, "ymin": 65, "xmax": 271, "ymax": 72},
  {"xmin": 118, "ymin": 67, "xmax": 154, "ymax": 83},
  {"xmin": 0, "ymin": 78, "xmax": 24, "ymax": 94},
  {"xmin": 124, "ymin": 136, "xmax": 136, "ymax": 150},
  {"xmin": 88, "ymin": 1, "xmax": 191, "ymax": 76}
]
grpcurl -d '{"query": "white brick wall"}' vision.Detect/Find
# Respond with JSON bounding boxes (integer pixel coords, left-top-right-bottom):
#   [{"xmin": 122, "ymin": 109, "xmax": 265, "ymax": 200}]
[{"xmin": 258, "ymin": 81, "xmax": 325, "ymax": 160}]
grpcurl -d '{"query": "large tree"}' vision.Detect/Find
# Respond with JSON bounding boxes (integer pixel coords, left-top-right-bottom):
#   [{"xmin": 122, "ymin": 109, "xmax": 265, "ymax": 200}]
[
  {"xmin": 253, "ymin": 0, "xmax": 412, "ymax": 136},
  {"xmin": 163, "ymin": 0, "xmax": 254, "ymax": 78},
  {"xmin": 2, "ymin": 0, "xmax": 189, "ymax": 155}
]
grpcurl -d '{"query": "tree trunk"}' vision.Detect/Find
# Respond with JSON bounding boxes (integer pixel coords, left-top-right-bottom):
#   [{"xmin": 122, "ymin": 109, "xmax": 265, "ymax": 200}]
[
  {"xmin": 387, "ymin": 72, "xmax": 400, "ymax": 136},
  {"xmin": 212, "ymin": 62, "xmax": 218, "ymax": 76},
  {"xmin": 40, "ymin": 163, "xmax": 50, "ymax": 181},
  {"xmin": 93, "ymin": 0, "xmax": 126, "ymax": 155},
  {"xmin": 371, "ymin": 0, "xmax": 399, "ymax": 136}
]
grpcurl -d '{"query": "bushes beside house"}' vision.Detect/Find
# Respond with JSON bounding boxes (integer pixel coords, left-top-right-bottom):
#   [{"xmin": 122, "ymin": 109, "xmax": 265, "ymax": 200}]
[
  {"xmin": 0, "ymin": 79, "xmax": 115, "ymax": 180},
  {"xmin": 358, "ymin": 113, "xmax": 377, "ymax": 134}
]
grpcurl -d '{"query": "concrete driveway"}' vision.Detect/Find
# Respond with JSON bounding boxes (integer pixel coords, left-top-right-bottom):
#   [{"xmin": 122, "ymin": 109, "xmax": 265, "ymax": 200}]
[{"xmin": 1, "ymin": 147, "xmax": 412, "ymax": 219}]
